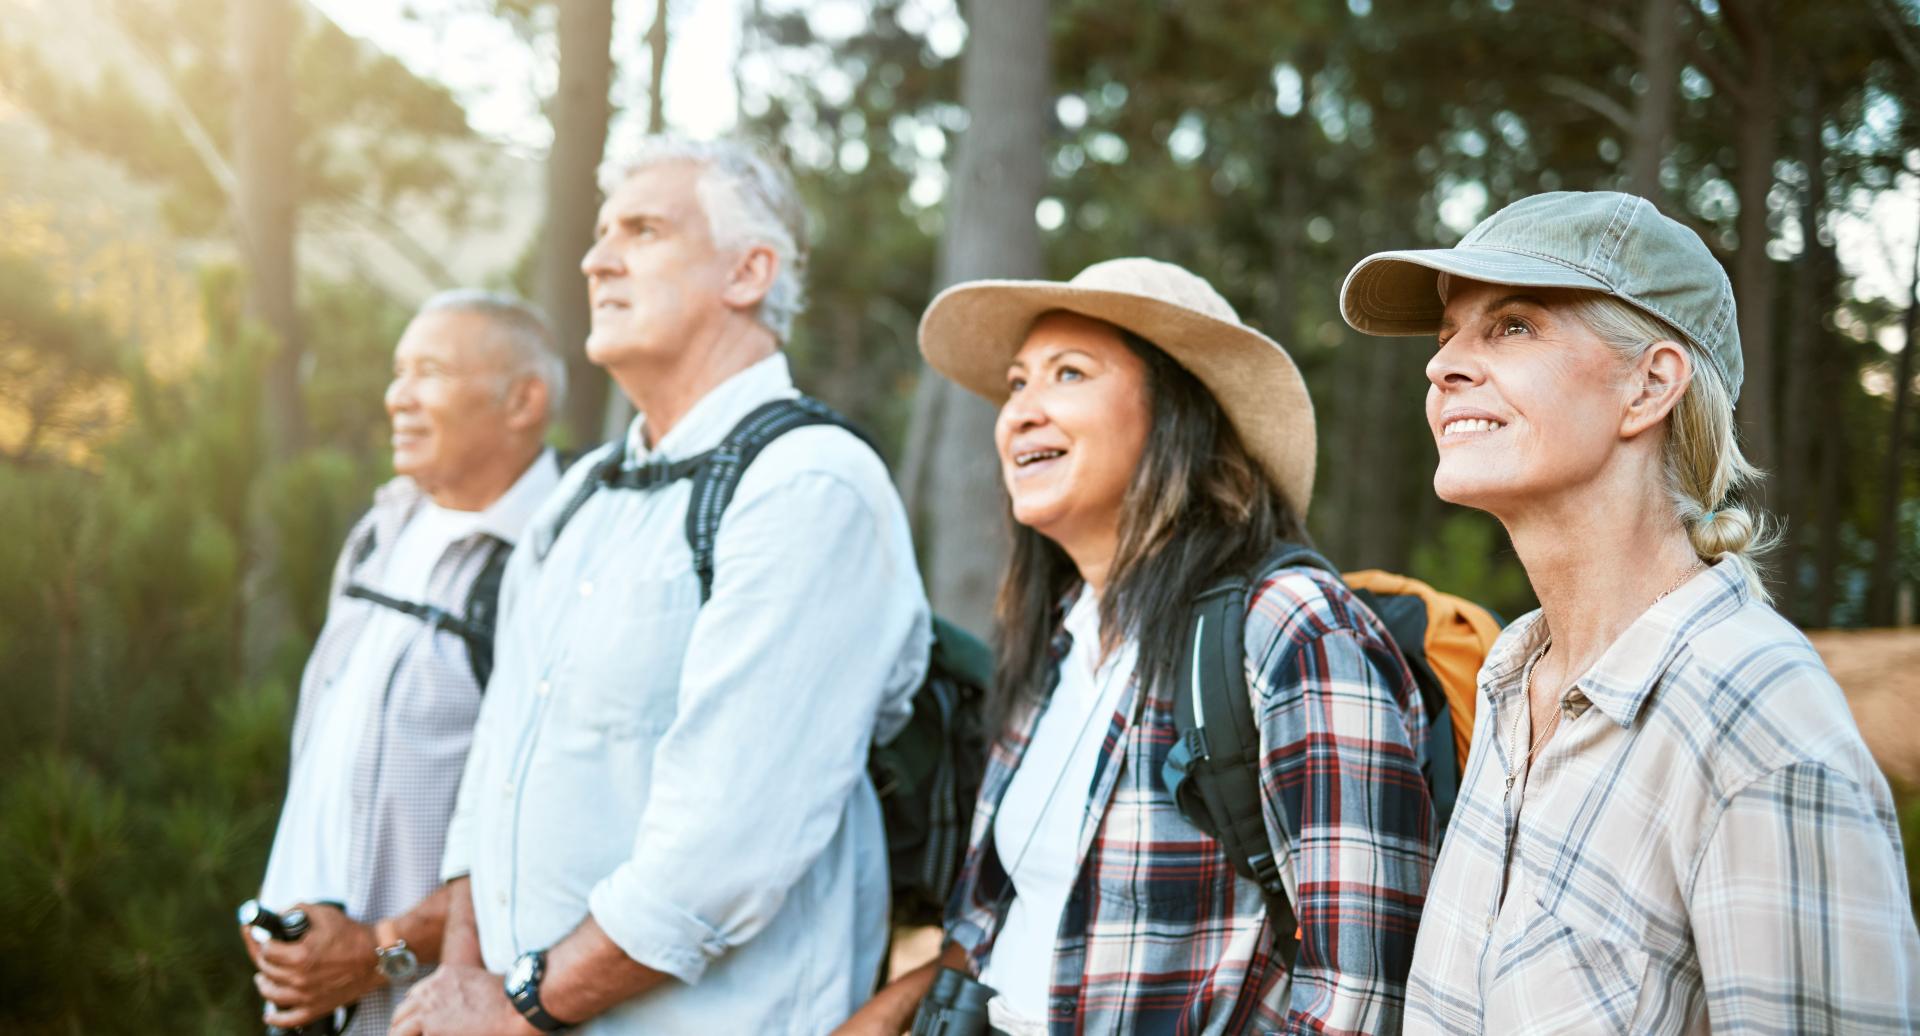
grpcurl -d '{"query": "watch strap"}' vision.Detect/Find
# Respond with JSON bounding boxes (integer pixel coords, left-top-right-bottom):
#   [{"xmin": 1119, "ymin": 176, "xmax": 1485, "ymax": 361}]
[{"xmin": 507, "ymin": 950, "xmax": 571, "ymax": 1033}]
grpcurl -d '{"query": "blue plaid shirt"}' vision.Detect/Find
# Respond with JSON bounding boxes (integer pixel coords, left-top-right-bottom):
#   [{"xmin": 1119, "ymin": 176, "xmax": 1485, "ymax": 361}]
[
  {"xmin": 1406, "ymin": 561, "xmax": 1920, "ymax": 1034},
  {"xmin": 946, "ymin": 567, "xmax": 1435, "ymax": 1034}
]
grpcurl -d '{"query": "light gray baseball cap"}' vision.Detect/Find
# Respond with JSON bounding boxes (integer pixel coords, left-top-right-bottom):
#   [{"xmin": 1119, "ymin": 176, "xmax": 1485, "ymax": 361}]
[{"xmin": 1339, "ymin": 191, "xmax": 1742, "ymax": 399}]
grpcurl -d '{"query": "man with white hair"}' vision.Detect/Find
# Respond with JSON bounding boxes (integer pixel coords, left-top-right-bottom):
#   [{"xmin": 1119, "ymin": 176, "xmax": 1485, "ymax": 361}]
[
  {"xmin": 239, "ymin": 291, "xmax": 566, "ymax": 1034},
  {"xmin": 392, "ymin": 137, "xmax": 930, "ymax": 1035}
]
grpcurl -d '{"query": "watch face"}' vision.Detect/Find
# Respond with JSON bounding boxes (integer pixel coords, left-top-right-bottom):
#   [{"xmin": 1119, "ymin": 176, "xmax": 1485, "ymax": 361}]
[
  {"xmin": 378, "ymin": 943, "xmax": 419, "ymax": 981},
  {"xmin": 508, "ymin": 952, "xmax": 538, "ymax": 993}
]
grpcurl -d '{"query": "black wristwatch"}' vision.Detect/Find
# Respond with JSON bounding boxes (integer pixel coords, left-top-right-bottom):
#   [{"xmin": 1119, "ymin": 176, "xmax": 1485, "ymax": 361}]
[{"xmin": 505, "ymin": 949, "xmax": 572, "ymax": 1033}]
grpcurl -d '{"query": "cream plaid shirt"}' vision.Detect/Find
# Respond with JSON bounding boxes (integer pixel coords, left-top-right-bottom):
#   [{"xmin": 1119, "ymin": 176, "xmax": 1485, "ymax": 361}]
[{"xmin": 1406, "ymin": 561, "xmax": 1920, "ymax": 1034}]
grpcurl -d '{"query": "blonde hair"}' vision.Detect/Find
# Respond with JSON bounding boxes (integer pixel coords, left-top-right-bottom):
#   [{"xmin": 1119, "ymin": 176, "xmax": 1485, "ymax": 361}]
[{"xmin": 1563, "ymin": 293, "xmax": 1775, "ymax": 601}]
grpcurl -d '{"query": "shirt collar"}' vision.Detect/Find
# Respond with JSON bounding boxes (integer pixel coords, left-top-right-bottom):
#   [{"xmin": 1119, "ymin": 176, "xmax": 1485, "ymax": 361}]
[
  {"xmin": 471, "ymin": 448, "xmax": 562, "ymax": 544},
  {"xmin": 370, "ymin": 448, "xmax": 561, "ymax": 548},
  {"xmin": 625, "ymin": 352, "xmax": 796, "ymax": 465},
  {"xmin": 1484, "ymin": 560, "xmax": 1747, "ymax": 728}
]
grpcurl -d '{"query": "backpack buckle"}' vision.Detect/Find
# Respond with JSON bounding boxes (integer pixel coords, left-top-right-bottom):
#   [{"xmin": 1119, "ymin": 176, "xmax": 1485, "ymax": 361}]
[{"xmin": 1246, "ymin": 850, "xmax": 1286, "ymax": 899}]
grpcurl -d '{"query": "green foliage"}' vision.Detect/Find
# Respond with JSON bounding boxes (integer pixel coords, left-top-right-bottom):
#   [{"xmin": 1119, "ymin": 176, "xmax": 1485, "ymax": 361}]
[
  {"xmin": 0, "ymin": 269, "xmax": 378, "ymax": 1031},
  {"xmin": 1407, "ymin": 511, "xmax": 1536, "ymax": 622}
]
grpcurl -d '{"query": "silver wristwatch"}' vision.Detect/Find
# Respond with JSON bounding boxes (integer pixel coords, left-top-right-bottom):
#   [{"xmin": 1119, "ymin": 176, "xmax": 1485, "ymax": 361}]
[{"xmin": 375, "ymin": 937, "xmax": 419, "ymax": 982}]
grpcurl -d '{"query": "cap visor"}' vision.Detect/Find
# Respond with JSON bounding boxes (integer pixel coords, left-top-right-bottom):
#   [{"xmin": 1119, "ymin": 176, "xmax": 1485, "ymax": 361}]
[{"xmin": 1340, "ymin": 247, "xmax": 1613, "ymax": 336}]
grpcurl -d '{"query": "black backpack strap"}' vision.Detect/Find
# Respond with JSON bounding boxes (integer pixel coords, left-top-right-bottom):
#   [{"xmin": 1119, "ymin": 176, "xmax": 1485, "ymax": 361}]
[
  {"xmin": 534, "ymin": 444, "xmax": 710, "ymax": 561},
  {"xmin": 342, "ymin": 584, "xmax": 490, "ymax": 662},
  {"xmin": 457, "ymin": 537, "xmax": 514, "ymax": 690},
  {"xmin": 1172, "ymin": 568, "xmax": 1301, "ymax": 969},
  {"xmin": 683, "ymin": 397, "xmax": 873, "ymax": 603},
  {"xmin": 1166, "ymin": 542, "xmax": 1335, "ymax": 971},
  {"xmin": 533, "ymin": 397, "xmax": 871, "ymax": 591}
]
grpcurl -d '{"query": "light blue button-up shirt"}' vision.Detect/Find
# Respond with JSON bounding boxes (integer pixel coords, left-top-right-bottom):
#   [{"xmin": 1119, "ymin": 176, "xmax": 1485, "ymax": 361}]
[{"xmin": 442, "ymin": 354, "xmax": 931, "ymax": 1033}]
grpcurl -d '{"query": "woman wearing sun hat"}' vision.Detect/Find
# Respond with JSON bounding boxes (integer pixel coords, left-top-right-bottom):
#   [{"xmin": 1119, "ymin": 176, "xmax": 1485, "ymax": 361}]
[
  {"xmin": 837, "ymin": 259, "xmax": 1435, "ymax": 1035},
  {"xmin": 1340, "ymin": 191, "xmax": 1920, "ymax": 1034}
]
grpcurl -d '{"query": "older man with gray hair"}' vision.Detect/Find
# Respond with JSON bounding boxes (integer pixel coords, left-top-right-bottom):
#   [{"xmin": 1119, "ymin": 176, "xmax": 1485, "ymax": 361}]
[
  {"xmin": 240, "ymin": 290, "xmax": 565, "ymax": 1035},
  {"xmin": 393, "ymin": 136, "xmax": 930, "ymax": 1035}
]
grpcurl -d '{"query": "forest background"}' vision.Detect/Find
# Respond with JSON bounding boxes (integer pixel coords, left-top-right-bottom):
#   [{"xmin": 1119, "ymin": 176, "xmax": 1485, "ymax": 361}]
[{"xmin": 0, "ymin": 0, "xmax": 1915, "ymax": 1031}]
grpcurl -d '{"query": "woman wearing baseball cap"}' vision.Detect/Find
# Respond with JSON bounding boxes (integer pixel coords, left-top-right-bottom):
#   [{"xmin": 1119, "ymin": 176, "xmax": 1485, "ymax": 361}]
[
  {"xmin": 838, "ymin": 259, "xmax": 1435, "ymax": 1034},
  {"xmin": 1341, "ymin": 191, "xmax": 1919, "ymax": 1033}
]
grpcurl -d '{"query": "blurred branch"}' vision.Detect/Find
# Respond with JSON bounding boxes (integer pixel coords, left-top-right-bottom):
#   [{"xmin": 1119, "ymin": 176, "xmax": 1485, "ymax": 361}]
[
  {"xmin": 1541, "ymin": 75, "xmax": 1635, "ymax": 134},
  {"xmin": 1574, "ymin": 6, "xmax": 1640, "ymax": 51},
  {"xmin": 318, "ymin": 192, "xmax": 460, "ymax": 290},
  {"xmin": 1869, "ymin": 0, "xmax": 1920, "ymax": 73},
  {"xmin": 1682, "ymin": 34, "xmax": 1746, "ymax": 107},
  {"xmin": 103, "ymin": 2, "xmax": 238, "ymax": 202}
]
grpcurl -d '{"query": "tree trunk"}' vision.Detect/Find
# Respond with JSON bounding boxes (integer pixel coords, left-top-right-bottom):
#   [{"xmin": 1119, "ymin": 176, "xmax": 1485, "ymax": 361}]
[
  {"xmin": 898, "ymin": 0, "xmax": 1050, "ymax": 637},
  {"xmin": 1811, "ymin": 326, "xmax": 1848, "ymax": 626},
  {"xmin": 648, "ymin": 0, "xmax": 669, "ymax": 136},
  {"xmin": 1629, "ymin": 0, "xmax": 1679, "ymax": 201},
  {"xmin": 600, "ymin": 0, "xmax": 671, "ymax": 442},
  {"xmin": 1730, "ymin": 1, "xmax": 1778, "ymax": 492},
  {"xmin": 543, "ymin": 0, "xmax": 616, "ymax": 448},
  {"xmin": 1776, "ymin": 79, "xmax": 1825, "ymax": 618},
  {"xmin": 1866, "ymin": 227, "xmax": 1920, "ymax": 625},
  {"xmin": 231, "ymin": 0, "xmax": 302, "ymax": 459}
]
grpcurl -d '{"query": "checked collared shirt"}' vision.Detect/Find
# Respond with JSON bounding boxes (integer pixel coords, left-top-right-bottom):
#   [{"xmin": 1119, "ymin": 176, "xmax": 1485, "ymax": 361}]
[
  {"xmin": 263, "ymin": 452, "xmax": 560, "ymax": 1034},
  {"xmin": 1406, "ymin": 561, "xmax": 1920, "ymax": 1034},
  {"xmin": 946, "ymin": 566, "xmax": 1435, "ymax": 1035}
]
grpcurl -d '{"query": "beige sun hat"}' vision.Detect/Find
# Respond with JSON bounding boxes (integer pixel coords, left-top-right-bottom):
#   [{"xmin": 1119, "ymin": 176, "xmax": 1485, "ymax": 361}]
[{"xmin": 918, "ymin": 257, "xmax": 1316, "ymax": 517}]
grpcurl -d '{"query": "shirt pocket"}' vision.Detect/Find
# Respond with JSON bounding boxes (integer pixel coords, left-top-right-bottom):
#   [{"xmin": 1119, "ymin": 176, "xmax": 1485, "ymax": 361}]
[
  {"xmin": 553, "ymin": 564, "xmax": 700, "ymax": 739},
  {"xmin": 1507, "ymin": 889, "xmax": 1653, "ymax": 1034},
  {"xmin": 1088, "ymin": 767, "xmax": 1235, "ymax": 925}
]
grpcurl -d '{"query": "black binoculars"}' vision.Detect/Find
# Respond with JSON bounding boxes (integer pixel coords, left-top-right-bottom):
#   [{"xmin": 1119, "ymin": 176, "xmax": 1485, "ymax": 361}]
[
  {"xmin": 236, "ymin": 899, "xmax": 354, "ymax": 1036},
  {"xmin": 910, "ymin": 967, "xmax": 1007, "ymax": 1036}
]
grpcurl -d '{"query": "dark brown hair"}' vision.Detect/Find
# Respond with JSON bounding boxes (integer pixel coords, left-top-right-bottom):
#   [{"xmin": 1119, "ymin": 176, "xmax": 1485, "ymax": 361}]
[{"xmin": 988, "ymin": 325, "xmax": 1309, "ymax": 730}]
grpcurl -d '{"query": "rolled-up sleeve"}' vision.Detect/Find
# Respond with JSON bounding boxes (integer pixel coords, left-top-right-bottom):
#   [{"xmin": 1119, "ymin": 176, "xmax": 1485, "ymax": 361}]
[
  {"xmin": 587, "ymin": 469, "xmax": 928, "ymax": 984},
  {"xmin": 1689, "ymin": 761, "xmax": 1920, "ymax": 1033},
  {"xmin": 1248, "ymin": 579, "xmax": 1434, "ymax": 1035}
]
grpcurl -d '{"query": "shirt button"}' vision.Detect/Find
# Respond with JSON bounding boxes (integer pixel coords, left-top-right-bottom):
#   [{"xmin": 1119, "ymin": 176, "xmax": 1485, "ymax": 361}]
[
  {"xmin": 1485, "ymin": 915, "xmax": 1497, "ymax": 933},
  {"xmin": 536, "ymin": 679, "xmax": 551, "ymax": 698},
  {"xmin": 501, "ymin": 781, "xmax": 514, "ymax": 797},
  {"xmin": 578, "ymin": 580, "xmax": 594, "ymax": 598},
  {"xmin": 496, "ymin": 891, "xmax": 508, "ymax": 906}
]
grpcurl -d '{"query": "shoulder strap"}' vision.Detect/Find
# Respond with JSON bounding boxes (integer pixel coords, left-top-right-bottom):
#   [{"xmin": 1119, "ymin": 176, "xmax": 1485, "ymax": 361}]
[
  {"xmin": 1172, "ymin": 555, "xmax": 1303, "ymax": 969},
  {"xmin": 532, "ymin": 397, "xmax": 874, "ymax": 590},
  {"xmin": 458, "ymin": 538, "xmax": 514, "ymax": 690},
  {"xmin": 534, "ymin": 445, "xmax": 706, "ymax": 561},
  {"xmin": 683, "ymin": 396, "xmax": 873, "ymax": 603}
]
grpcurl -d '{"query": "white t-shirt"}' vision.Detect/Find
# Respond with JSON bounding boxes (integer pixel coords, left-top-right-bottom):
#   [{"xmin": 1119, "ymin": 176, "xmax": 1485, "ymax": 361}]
[
  {"xmin": 258, "ymin": 500, "xmax": 480, "ymax": 912},
  {"xmin": 980, "ymin": 589, "xmax": 1139, "ymax": 1019}
]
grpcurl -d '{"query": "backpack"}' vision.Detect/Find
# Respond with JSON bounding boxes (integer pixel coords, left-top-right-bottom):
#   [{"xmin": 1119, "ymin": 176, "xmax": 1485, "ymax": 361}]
[
  {"xmin": 1163, "ymin": 542, "xmax": 1502, "ymax": 967},
  {"xmin": 343, "ymin": 533, "xmax": 513, "ymax": 690},
  {"xmin": 536, "ymin": 395, "xmax": 993, "ymax": 926}
]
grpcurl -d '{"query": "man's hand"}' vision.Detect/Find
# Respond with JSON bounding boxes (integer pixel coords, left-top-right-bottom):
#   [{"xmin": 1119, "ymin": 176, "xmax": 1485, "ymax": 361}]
[
  {"xmin": 390, "ymin": 963, "xmax": 537, "ymax": 1036},
  {"xmin": 243, "ymin": 903, "xmax": 383, "ymax": 1028}
]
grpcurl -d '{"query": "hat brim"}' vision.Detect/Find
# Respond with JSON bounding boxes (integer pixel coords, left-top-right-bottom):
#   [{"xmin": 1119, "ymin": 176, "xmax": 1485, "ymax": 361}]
[
  {"xmin": 918, "ymin": 278, "xmax": 1317, "ymax": 518},
  {"xmin": 1340, "ymin": 246, "xmax": 1614, "ymax": 336}
]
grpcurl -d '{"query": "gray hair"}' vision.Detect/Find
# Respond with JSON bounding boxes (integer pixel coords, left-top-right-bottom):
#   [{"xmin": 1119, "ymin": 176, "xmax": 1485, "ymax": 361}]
[
  {"xmin": 601, "ymin": 135, "xmax": 809, "ymax": 341},
  {"xmin": 417, "ymin": 289, "xmax": 568, "ymax": 419}
]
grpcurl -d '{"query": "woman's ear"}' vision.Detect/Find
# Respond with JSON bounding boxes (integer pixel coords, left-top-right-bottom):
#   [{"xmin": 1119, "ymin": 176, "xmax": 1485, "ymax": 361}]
[
  {"xmin": 720, "ymin": 244, "xmax": 780, "ymax": 312},
  {"xmin": 1621, "ymin": 340, "xmax": 1692, "ymax": 438}
]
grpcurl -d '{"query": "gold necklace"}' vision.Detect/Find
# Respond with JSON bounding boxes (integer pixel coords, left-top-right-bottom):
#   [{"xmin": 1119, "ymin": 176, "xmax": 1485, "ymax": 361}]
[{"xmin": 1504, "ymin": 642, "xmax": 1554, "ymax": 792}]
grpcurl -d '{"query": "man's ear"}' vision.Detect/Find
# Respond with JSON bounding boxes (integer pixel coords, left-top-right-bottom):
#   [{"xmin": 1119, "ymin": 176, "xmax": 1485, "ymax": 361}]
[
  {"xmin": 719, "ymin": 244, "xmax": 779, "ymax": 313},
  {"xmin": 504, "ymin": 374, "xmax": 551, "ymax": 434},
  {"xmin": 1621, "ymin": 340, "xmax": 1692, "ymax": 438}
]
